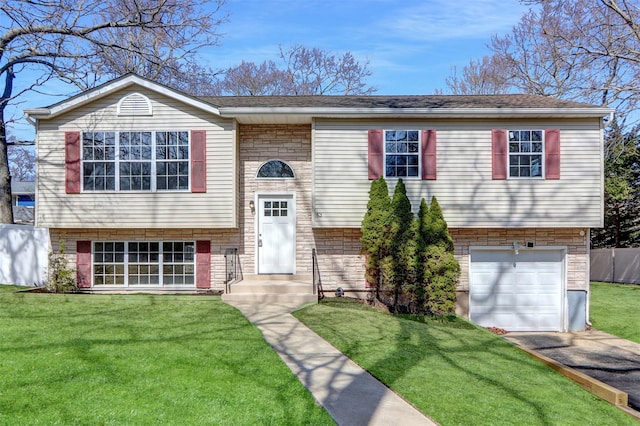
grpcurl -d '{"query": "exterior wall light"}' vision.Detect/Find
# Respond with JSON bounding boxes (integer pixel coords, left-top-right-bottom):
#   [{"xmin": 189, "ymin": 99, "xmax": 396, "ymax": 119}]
[
  {"xmin": 249, "ymin": 200, "xmax": 255, "ymax": 215},
  {"xmin": 512, "ymin": 241, "xmax": 522, "ymax": 255}
]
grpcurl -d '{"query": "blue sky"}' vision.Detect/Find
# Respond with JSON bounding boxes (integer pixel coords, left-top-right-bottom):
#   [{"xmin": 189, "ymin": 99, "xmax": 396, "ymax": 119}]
[
  {"xmin": 9, "ymin": 0, "xmax": 532, "ymax": 139},
  {"xmin": 212, "ymin": 0, "xmax": 531, "ymax": 94}
]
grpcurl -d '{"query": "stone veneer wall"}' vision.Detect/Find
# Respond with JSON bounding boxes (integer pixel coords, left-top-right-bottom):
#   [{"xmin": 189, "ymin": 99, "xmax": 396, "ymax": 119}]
[
  {"xmin": 313, "ymin": 228, "xmax": 365, "ymax": 291},
  {"xmin": 238, "ymin": 124, "xmax": 314, "ymax": 276},
  {"xmin": 50, "ymin": 225, "xmax": 589, "ymax": 298}
]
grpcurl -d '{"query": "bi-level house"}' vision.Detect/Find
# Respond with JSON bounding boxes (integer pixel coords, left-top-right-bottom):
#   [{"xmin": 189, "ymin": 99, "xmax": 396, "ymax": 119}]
[{"xmin": 25, "ymin": 74, "xmax": 611, "ymax": 332}]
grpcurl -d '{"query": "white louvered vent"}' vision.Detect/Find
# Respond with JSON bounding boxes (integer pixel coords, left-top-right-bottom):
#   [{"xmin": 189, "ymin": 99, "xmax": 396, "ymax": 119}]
[{"xmin": 117, "ymin": 93, "xmax": 153, "ymax": 116}]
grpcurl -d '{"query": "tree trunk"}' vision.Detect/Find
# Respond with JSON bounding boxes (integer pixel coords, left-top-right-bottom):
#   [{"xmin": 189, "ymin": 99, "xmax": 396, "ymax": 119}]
[
  {"xmin": 614, "ymin": 203, "xmax": 621, "ymax": 248},
  {"xmin": 0, "ymin": 113, "xmax": 14, "ymax": 224}
]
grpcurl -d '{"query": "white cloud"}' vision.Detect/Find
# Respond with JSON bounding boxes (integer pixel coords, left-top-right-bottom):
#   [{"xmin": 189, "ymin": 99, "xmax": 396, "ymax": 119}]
[{"xmin": 379, "ymin": 0, "xmax": 529, "ymax": 42}]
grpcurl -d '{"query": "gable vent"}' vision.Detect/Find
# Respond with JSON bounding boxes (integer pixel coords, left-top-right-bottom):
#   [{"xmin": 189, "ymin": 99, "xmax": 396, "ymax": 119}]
[{"xmin": 117, "ymin": 93, "xmax": 153, "ymax": 116}]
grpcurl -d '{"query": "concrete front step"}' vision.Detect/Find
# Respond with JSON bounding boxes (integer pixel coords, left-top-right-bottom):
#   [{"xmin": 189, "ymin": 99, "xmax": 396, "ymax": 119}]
[
  {"xmin": 221, "ymin": 278, "xmax": 318, "ymax": 306},
  {"xmin": 229, "ymin": 281, "xmax": 312, "ymax": 294},
  {"xmin": 222, "ymin": 292, "xmax": 318, "ymax": 305}
]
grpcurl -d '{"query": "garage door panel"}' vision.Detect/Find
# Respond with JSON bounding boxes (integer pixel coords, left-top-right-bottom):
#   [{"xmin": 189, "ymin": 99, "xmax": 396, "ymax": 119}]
[
  {"xmin": 474, "ymin": 271, "xmax": 505, "ymax": 286},
  {"xmin": 494, "ymin": 293, "xmax": 515, "ymax": 306},
  {"xmin": 515, "ymin": 292, "xmax": 539, "ymax": 306},
  {"xmin": 513, "ymin": 272, "xmax": 538, "ymax": 286},
  {"xmin": 470, "ymin": 249, "xmax": 564, "ymax": 332}
]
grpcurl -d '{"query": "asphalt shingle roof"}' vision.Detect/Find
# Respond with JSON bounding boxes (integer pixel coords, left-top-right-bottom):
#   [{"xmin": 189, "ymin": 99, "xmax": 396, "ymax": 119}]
[
  {"xmin": 199, "ymin": 94, "xmax": 601, "ymax": 110},
  {"xmin": 11, "ymin": 181, "xmax": 35, "ymax": 194}
]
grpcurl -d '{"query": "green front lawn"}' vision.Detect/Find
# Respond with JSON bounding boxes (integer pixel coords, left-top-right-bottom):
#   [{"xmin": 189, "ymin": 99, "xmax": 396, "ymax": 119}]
[
  {"xmin": 294, "ymin": 298, "xmax": 636, "ymax": 426},
  {"xmin": 590, "ymin": 281, "xmax": 640, "ymax": 344},
  {"xmin": 0, "ymin": 289, "xmax": 332, "ymax": 425}
]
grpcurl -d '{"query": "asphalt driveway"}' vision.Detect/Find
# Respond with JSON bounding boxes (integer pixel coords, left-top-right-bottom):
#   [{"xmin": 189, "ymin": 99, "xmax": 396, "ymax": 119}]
[{"xmin": 505, "ymin": 330, "xmax": 640, "ymax": 412}]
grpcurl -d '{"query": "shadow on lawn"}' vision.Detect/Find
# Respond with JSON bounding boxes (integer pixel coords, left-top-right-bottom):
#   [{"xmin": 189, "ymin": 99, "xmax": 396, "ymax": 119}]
[
  {"xmin": 0, "ymin": 294, "xmax": 328, "ymax": 424},
  {"xmin": 301, "ymin": 299, "xmax": 555, "ymax": 425}
]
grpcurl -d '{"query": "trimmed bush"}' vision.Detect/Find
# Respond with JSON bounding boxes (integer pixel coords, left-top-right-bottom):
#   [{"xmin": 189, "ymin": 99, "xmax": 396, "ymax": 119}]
[
  {"xmin": 389, "ymin": 179, "xmax": 415, "ymax": 309},
  {"xmin": 46, "ymin": 242, "xmax": 77, "ymax": 293},
  {"xmin": 360, "ymin": 177, "xmax": 392, "ymax": 296},
  {"xmin": 420, "ymin": 197, "xmax": 459, "ymax": 315},
  {"xmin": 361, "ymin": 182, "xmax": 459, "ymax": 315}
]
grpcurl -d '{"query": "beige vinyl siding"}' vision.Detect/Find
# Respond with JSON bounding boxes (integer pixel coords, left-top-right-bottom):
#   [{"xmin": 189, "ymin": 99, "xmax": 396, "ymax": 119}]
[
  {"xmin": 312, "ymin": 118, "xmax": 604, "ymax": 228},
  {"xmin": 36, "ymin": 87, "xmax": 236, "ymax": 229}
]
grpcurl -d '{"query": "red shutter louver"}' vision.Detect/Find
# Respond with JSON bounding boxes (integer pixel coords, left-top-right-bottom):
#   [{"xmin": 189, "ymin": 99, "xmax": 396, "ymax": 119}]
[
  {"xmin": 196, "ymin": 240, "xmax": 211, "ymax": 289},
  {"xmin": 76, "ymin": 241, "xmax": 92, "ymax": 288},
  {"xmin": 368, "ymin": 129, "xmax": 384, "ymax": 179},
  {"xmin": 422, "ymin": 129, "xmax": 437, "ymax": 180},
  {"xmin": 492, "ymin": 129, "xmax": 508, "ymax": 180},
  {"xmin": 191, "ymin": 130, "xmax": 207, "ymax": 193},
  {"xmin": 545, "ymin": 129, "xmax": 561, "ymax": 179},
  {"xmin": 65, "ymin": 132, "xmax": 81, "ymax": 193}
]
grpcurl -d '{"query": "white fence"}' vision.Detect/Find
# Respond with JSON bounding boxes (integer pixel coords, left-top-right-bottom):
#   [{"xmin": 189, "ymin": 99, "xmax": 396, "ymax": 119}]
[
  {"xmin": 0, "ymin": 224, "xmax": 49, "ymax": 286},
  {"xmin": 590, "ymin": 248, "xmax": 640, "ymax": 284}
]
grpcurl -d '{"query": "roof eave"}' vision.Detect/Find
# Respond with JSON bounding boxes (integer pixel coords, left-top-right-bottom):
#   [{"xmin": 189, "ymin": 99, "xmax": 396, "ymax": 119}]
[
  {"xmin": 220, "ymin": 107, "xmax": 615, "ymax": 119},
  {"xmin": 24, "ymin": 74, "xmax": 221, "ymax": 121}
]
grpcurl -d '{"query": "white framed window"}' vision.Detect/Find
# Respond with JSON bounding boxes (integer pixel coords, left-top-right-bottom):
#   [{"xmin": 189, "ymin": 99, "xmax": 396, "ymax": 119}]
[
  {"xmin": 81, "ymin": 131, "xmax": 189, "ymax": 191},
  {"xmin": 508, "ymin": 130, "xmax": 544, "ymax": 178},
  {"xmin": 155, "ymin": 131, "xmax": 190, "ymax": 190},
  {"xmin": 82, "ymin": 132, "xmax": 116, "ymax": 191},
  {"xmin": 256, "ymin": 159, "xmax": 295, "ymax": 178},
  {"xmin": 92, "ymin": 241, "xmax": 195, "ymax": 287},
  {"xmin": 384, "ymin": 130, "xmax": 420, "ymax": 178},
  {"xmin": 119, "ymin": 131, "xmax": 152, "ymax": 190}
]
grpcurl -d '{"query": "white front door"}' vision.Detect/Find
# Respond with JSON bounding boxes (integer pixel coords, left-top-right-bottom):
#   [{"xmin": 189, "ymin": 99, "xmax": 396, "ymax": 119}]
[{"xmin": 258, "ymin": 195, "xmax": 295, "ymax": 274}]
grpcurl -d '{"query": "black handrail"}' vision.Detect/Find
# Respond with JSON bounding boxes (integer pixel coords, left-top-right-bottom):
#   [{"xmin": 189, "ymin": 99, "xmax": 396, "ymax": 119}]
[
  {"xmin": 312, "ymin": 248, "xmax": 324, "ymax": 300},
  {"xmin": 224, "ymin": 248, "xmax": 239, "ymax": 293}
]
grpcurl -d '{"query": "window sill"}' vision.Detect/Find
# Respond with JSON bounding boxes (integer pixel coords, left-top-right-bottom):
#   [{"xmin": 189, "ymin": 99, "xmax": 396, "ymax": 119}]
[{"xmin": 79, "ymin": 190, "xmax": 192, "ymax": 193}]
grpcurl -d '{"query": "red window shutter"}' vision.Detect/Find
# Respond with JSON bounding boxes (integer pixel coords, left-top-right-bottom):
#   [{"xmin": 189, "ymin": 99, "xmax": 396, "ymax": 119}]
[
  {"xmin": 492, "ymin": 129, "xmax": 508, "ymax": 180},
  {"xmin": 191, "ymin": 130, "xmax": 207, "ymax": 193},
  {"xmin": 196, "ymin": 240, "xmax": 211, "ymax": 289},
  {"xmin": 545, "ymin": 129, "xmax": 561, "ymax": 179},
  {"xmin": 368, "ymin": 129, "xmax": 384, "ymax": 179},
  {"xmin": 422, "ymin": 129, "xmax": 437, "ymax": 180},
  {"xmin": 76, "ymin": 241, "xmax": 92, "ymax": 288},
  {"xmin": 65, "ymin": 132, "xmax": 81, "ymax": 193}
]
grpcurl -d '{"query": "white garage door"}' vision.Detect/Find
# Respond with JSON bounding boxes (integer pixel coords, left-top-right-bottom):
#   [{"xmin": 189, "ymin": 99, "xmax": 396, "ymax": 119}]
[{"xmin": 469, "ymin": 249, "xmax": 565, "ymax": 332}]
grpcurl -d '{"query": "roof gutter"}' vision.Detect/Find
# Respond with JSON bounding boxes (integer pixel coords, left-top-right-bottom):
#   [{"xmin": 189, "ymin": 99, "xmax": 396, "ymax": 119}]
[{"xmin": 24, "ymin": 109, "xmax": 50, "ymax": 126}]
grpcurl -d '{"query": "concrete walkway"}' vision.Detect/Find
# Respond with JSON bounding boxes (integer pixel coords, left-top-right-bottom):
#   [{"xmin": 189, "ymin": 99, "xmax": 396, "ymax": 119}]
[
  {"xmin": 505, "ymin": 329, "xmax": 640, "ymax": 412},
  {"xmin": 226, "ymin": 301, "xmax": 437, "ymax": 426}
]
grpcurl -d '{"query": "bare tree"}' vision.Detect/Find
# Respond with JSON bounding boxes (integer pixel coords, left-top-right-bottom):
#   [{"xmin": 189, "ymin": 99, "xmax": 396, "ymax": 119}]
[
  {"xmin": 443, "ymin": 0, "xmax": 640, "ymax": 118},
  {"xmin": 444, "ymin": 56, "xmax": 512, "ymax": 95},
  {"xmin": 278, "ymin": 45, "xmax": 375, "ymax": 95},
  {"xmin": 0, "ymin": 0, "xmax": 227, "ymax": 223},
  {"xmin": 214, "ymin": 45, "xmax": 376, "ymax": 96},
  {"xmin": 214, "ymin": 61, "xmax": 290, "ymax": 96},
  {"xmin": 8, "ymin": 146, "xmax": 35, "ymax": 182},
  {"xmin": 91, "ymin": 3, "xmax": 226, "ymax": 93}
]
